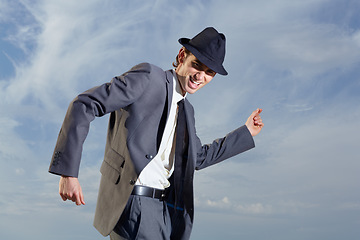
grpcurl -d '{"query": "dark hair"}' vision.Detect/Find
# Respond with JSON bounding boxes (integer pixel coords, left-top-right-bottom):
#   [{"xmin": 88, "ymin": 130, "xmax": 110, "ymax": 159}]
[{"xmin": 172, "ymin": 47, "xmax": 192, "ymax": 68}]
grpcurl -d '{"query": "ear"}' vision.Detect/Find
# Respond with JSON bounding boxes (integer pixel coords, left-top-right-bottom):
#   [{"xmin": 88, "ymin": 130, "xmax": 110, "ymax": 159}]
[{"xmin": 178, "ymin": 48, "xmax": 186, "ymax": 64}]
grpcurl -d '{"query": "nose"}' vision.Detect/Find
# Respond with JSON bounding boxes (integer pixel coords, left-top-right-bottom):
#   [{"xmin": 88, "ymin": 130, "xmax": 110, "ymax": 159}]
[{"xmin": 195, "ymin": 71, "xmax": 206, "ymax": 81}]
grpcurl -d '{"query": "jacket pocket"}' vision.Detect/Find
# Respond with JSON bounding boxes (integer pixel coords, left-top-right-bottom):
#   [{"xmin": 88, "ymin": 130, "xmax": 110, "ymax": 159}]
[{"xmin": 100, "ymin": 158, "xmax": 124, "ymax": 184}]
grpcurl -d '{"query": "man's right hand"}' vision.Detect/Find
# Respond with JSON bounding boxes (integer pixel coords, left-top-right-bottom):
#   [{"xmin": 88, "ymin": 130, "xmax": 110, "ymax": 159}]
[{"xmin": 59, "ymin": 176, "xmax": 85, "ymax": 206}]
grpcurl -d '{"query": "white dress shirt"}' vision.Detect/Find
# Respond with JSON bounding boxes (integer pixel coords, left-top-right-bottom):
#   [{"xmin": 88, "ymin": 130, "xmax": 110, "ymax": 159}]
[{"xmin": 135, "ymin": 70, "xmax": 185, "ymax": 189}]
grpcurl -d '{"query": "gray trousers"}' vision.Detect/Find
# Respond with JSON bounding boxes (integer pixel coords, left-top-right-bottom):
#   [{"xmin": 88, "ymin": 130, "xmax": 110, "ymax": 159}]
[{"xmin": 110, "ymin": 195, "xmax": 171, "ymax": 240}]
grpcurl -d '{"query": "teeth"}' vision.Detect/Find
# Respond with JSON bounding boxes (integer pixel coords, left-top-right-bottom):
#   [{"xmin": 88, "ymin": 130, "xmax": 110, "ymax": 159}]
[{"xmin": 190, "ymin": 77, "xmax": 201, "ymax": 85}]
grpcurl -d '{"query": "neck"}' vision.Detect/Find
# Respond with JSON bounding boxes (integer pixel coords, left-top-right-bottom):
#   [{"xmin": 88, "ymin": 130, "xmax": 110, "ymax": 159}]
[{"xmin": 174, "ymin": 69, "xmax": 186, "ymax": 96}]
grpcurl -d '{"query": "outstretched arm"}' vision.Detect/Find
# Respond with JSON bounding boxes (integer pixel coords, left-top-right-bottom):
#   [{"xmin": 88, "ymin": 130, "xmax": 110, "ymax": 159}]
[
  {"xmin": 59, "ymin": 176, "xmax": 85, "ymax": 206},
  {"xmin": 195, "ymin": 108, "xmax": 264, "ymax": 170},
  {"xmin": 245, "ymin": 108, "xmax": 264, "ymax": 136}
]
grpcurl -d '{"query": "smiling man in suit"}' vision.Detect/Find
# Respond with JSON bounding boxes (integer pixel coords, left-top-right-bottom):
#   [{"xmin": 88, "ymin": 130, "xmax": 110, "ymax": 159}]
[{"xmin": 49, "ymin": 27, "xmax": 264, "ymax": 240}]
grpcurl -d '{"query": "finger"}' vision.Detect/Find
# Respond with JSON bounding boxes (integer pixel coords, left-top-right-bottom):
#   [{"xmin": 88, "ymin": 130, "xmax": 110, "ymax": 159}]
[
  {"xmin": 257, "ymin": 122, "xmax": 264, "ymax": 128},
  {"xmin": 253, "ymin": 116, "xmax": 261, "ymax": 120},
  {"xmin": 255, "ymin": 108, "xmax": 263, "ymax": 116},
  {"xmin": 253, "ymin": 109, "xmax": 263, "ymax": 123},
  {"xmin": 79, "ymin": 191, "xmax": 85, "ymax": 205},
  {"xmin": 65, "ymin": 192, "xmax": 76, "ymax": 202},
  {"xmin": 60, "ymin": 193, "xmax": 67, "ymax": 201},
  {"xmin": 251, "ymin": 109, "xmax": 259, "ymax": 118},
  {"xmin": 76, "ymin": 194, "xmax": 82, "ymax": 205},
  {"xmin": 253, "ymin": 117, "xmax": 261, "ymax": 124},
  {"xmin": 254, "ymin": 118, "xmax": 263, "ymax": 126},
  {"xmin": 71, "ymin": 191, "xmax": 83, "ymax": 205}
]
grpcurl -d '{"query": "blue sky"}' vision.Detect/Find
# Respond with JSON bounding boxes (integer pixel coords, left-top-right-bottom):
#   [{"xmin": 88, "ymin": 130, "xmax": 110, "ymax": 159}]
[{"xmin": 1, "ymin": 0, "xmax": 359, "ymax": 239}]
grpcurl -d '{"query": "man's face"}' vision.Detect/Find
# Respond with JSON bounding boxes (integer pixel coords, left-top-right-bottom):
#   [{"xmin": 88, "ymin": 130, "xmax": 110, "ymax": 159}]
[{"xmin": 175, "ymin": 49, "xmax": 216, "ymax": 95}]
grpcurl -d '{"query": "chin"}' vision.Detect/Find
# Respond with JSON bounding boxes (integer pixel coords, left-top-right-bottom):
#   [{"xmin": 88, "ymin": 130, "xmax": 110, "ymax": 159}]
[
  {"xmin": 185, "ymin": 88, "xmax": 197, "ymax": 94},
  {"xmin": 185, "ymin": 83, "xmax": 201, "ymax": 94}
]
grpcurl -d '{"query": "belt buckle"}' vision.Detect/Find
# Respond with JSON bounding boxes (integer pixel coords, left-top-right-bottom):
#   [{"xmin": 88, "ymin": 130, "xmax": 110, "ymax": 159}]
[{"xmin": 160, "ymin": 192, "xmax": 166, "ymax": 200}]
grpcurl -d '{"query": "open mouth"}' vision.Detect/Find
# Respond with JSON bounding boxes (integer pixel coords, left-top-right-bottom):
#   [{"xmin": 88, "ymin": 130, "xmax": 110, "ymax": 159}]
[{"xmin": 190, "ymin": 76, "xmax": 201, "ymax": 86}]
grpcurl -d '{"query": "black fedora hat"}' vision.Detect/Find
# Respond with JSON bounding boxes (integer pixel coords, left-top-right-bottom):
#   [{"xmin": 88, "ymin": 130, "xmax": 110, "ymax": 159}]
[{"xmin": 178, "ymin": 27, "xmax": 228, "ymax": 75}]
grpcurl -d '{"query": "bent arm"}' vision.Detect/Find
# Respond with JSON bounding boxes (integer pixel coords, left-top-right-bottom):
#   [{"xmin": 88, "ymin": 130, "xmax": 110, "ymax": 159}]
[
  {"xmin": 195, "ymin": 125, "xmax": 255, "ymax": 170},
  {"xmin": 49, "ymin": 63, "xmax": 152, "ymax": 177}
]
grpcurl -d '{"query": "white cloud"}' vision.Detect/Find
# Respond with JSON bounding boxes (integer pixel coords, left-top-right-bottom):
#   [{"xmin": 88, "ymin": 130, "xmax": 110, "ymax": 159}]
[
  {"xmin": 15, "ymin": 168, "xmax": 25, "ymax": 175},
  {"xmin": 206, "ymin": 197, "xmax": 231, "ymax": 208},
  {"xmin": 1, "ymin": 0, "xmax": 360, "ymax": 239},
  {"xmin": 197, "ymin": 195, "xmax": 273, "ymax": 215},
  {"xmin": 235, "ymin": 203, "xmax": 273, "ymax": 214},
  {"xmin": 0, "ymin": 117, "xmax": 34, "ymax": 160}
]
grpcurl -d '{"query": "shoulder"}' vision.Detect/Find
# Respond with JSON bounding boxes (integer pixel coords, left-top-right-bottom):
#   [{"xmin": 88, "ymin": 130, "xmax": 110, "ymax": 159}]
[
  {"xmin": 125, "ymin": 63, "xmax": 170, "ymax": 87},
  {"xmin": 128, "ymin": 63, "xmax": 166, "ymax": 76},
  {"xmin": 114, "ymin": 63, "xmax": 165, "ymax": 85}
]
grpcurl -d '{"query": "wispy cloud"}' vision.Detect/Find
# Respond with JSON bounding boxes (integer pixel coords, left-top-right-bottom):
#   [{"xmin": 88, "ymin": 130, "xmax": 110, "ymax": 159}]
[
  {"xmin": 195, "ymin": 196, "xmax": 274, "ymax": 215},
  {"xmin": 0, "ymin": 0, "xmax": 359, "ymax": 239}
]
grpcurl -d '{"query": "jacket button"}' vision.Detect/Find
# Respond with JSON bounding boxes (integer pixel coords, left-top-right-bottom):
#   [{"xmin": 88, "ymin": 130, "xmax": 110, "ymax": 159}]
[
  {"xmin": 129, "ymin": 180, "xmax": 136, "ymax": 185},
  {"xmin": 145, "ymin": 154, "xmax": 153, "ymax": 159}
]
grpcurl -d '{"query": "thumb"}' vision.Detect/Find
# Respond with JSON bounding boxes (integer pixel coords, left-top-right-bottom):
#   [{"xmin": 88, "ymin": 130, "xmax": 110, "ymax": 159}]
[{"xmin": 253, "ymin": 108, "xmax": 262, "ymax": 117}]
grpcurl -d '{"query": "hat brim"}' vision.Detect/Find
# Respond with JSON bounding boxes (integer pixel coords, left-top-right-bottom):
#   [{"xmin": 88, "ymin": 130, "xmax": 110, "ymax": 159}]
[{"xmin": 179, "ymin": 38, "xmax": 228, "ymax": 76}]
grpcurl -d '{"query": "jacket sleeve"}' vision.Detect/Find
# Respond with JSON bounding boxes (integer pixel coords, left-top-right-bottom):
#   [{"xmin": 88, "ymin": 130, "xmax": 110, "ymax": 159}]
[
  {"xmin": 49, "ymin": 63, "xmax": 152, "ymax": 178},
  {"xmin": 195, "ymin": 125, "xmax": 255, "ymax": 170}
]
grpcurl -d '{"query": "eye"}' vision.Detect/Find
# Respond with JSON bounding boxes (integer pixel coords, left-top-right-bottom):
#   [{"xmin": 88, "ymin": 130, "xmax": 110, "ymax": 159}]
[
  {"xmin": 206, "ymin": 70, "xmax": 216, "ymax": 76},
  {"xmin": 192, "ymin": 62, "xmax": 200, "ymax": 68}
]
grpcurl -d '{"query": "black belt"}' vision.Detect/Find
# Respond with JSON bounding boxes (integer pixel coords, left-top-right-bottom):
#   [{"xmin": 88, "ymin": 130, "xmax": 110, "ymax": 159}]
[{"xmin": 131, "ymin": 185, "xmax": 167, "ymax": 200}]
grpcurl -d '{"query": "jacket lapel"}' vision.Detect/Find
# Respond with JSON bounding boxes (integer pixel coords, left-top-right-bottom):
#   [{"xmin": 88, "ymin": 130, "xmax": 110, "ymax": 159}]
[
  {"xmin": 165, "ymin": 70, "xmax": 173, "ymax": 115},
  {"xmin": 156, "ymin": 70, "xmax": 174, "ymax": 150}
]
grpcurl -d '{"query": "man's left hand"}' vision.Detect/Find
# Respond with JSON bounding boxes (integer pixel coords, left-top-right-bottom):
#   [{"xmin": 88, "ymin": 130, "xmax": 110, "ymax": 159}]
[{"xmin": 245, "ymin": 108, "xmax": 264, "ymax": 137}]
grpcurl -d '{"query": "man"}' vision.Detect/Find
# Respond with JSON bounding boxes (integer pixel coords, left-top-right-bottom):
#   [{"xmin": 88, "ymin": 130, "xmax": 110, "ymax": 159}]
[{"xmin": 49, "ymin": 27, "xmax": 264, "ymax": 240}]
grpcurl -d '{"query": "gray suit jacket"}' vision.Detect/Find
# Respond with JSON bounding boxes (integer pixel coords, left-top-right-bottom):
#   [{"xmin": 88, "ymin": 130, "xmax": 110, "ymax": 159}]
[{"xmin": 49, "ymin": 63, "xmax": 255, "ymax": 239}]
